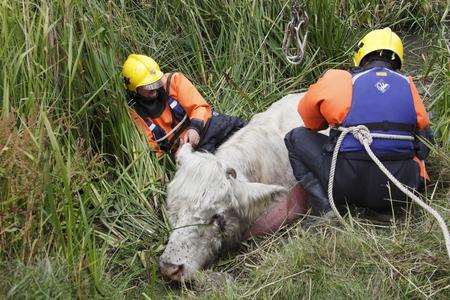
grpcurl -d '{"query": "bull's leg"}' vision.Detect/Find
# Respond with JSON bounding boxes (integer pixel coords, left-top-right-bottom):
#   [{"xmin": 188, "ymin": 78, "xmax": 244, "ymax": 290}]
[{"xmin": 243, "ymin": 184, "xmax": 308, "ymax": 239}]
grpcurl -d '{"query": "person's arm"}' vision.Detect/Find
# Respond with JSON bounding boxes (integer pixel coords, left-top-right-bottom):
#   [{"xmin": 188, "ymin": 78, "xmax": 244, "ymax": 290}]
[
  {"xmin": 129, "ymin": 109, "xmax": 164, "ymax": 158},
  {"xmin": 298, "ymin": 80, "xmax": 328, "ymax": 131},
  {"xmin": 168, "ymin": 73, "xmax": 212, "ymax": 135},
  {"xmin": 409, "ymin": 78, "xmax": 432, "ymax": 160},
  {"xmin": 409, "ymin": 77, "xmax": 430, "ymax": 130},
  {"xmin": 298, "ymin": 69, "xmax": 352, "ymax": 131},
  {"xmin": 409, "ymin": 77, "xmax": 431, "ymax": 180}
]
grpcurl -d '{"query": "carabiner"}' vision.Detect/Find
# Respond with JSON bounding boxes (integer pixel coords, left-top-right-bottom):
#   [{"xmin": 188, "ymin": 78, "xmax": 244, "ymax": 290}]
[{"xmin": 282, "ymin": 4, "xmax": 309, "ymax": 64}]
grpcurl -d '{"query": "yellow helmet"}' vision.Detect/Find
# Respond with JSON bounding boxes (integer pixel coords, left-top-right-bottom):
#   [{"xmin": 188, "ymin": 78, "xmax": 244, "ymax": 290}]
[
  {"xmin": 353, "ymin": 27, "xmax": 404, "ymax": 68},
  {"xmin": 122, "ymin": 54, "xmax": 164, "ymax": 92}
]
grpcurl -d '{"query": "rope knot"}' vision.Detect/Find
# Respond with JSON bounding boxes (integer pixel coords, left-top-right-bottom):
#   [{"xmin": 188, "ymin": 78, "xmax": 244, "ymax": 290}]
[{"xmin": 351, "ymin": 125, "xmax": 372, "ymax": 145}]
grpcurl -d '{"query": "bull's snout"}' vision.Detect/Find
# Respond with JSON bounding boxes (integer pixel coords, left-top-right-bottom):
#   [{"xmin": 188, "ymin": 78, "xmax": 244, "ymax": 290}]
[{"xmin": 159, "ymin": 260, "xmax": 185, "ymax": 281}]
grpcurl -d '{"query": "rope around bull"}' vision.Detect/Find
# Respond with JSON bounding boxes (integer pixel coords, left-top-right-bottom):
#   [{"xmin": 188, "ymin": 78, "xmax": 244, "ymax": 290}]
[{"xmin": 327, "ymin": 125, "xmax": 450, "ymax": 260}]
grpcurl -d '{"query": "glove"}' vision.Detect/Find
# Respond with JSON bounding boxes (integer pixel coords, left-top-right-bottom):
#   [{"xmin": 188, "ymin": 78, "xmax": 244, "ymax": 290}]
[{"xmin": 181, "ymin": 128, "xmax": 200, "ymax": 147}]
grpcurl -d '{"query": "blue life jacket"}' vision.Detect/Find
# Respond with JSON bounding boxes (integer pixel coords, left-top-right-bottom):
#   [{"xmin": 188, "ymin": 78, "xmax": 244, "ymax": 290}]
[{"xmin": 340, "ymin": 67, "xmax": 417, "ymax": 156}]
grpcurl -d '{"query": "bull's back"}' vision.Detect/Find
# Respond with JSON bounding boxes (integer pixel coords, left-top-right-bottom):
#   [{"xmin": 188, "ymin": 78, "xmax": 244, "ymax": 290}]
[
  {"xmin": 216, "ymin": 93, "xmax": 304, "ymax": 188},
  {"xmin": 249, "ymin": 93, "xmax": 304, "ymax": 133}
]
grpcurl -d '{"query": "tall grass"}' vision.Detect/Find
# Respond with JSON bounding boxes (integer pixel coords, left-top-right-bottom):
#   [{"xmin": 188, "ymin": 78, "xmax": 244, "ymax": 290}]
[{"xmin": 0, "ymin": 0, "xmax": 449, "ymax": 298}]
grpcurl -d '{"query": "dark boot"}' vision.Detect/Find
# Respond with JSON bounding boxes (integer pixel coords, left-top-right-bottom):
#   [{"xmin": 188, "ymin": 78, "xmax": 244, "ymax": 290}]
[{"xmin": 299, "ymin": 173, "xmax": 332, "ymax": 217}]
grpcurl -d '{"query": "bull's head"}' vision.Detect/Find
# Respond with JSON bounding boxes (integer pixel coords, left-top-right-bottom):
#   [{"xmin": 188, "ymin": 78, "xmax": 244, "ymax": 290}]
[{"xmin": 159, "ymin": 144, "xmax": 287, "ymax": 281}]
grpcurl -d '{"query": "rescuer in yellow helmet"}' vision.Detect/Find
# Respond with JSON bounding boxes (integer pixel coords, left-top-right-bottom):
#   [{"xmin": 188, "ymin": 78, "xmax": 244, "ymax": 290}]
[
  {"xmin": 122, "ymin": 54, "xmax": 246, "ymax": 157},
  {"xmin": 284, "ymin": 28, "xmax": 433, "ymax": 222}
]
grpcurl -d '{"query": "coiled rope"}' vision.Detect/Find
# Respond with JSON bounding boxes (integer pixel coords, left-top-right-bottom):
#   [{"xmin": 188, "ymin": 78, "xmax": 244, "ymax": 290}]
[{"xmin": 327, "ymin": 125, "xmax": 450, "ymax": 260}]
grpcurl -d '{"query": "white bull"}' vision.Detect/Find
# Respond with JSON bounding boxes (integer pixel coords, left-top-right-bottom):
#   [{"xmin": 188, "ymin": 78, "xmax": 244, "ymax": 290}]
[{"xmin": 159, "ymin": 93, "xmax": 305, "ymax": 281}]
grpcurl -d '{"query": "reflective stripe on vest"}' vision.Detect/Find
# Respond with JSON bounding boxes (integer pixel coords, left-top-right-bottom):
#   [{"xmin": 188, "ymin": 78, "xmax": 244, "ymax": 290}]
[
  {"xmin": 145, "ymin": 96, "xmax": 187, "ymax": 151},
  {"xmin": 168, "ymin": 96, "xmax": 186, "ymax": 123},
  {"xmin": 340, "ymin": 67, "xmax": 417, "ymax": 154}
]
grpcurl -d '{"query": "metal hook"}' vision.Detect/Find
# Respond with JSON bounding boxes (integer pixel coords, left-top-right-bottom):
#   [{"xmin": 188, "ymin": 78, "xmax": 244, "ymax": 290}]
[{"xmin": 282, "ymin": 1, "xmax": 309, "ymax": 65}]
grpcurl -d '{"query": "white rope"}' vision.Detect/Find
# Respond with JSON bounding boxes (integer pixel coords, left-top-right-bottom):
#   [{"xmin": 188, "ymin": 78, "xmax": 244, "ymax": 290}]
[
  {"xmin": 154, "ymin": 115, "xmax": 188, "ymax": 143},
  {"xmin": 328, "ymin": 125, "xmax": 450, "ymax": 260},
  {"xmin": 370, "ymin": 132, "xmax": 414, "ymax": 141}
]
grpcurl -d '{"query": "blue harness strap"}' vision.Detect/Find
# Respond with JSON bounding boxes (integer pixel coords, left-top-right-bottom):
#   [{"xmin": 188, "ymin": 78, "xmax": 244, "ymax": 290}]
[
  {"xmin": 145, "ymin": 96, "xmax": 188, "ymax": 152},
  {"xmin": 340, "ymin": 67, "xmax": 417, "ymax": 155},
  {"xmin": 167, "ymin": 96, "xmax": 186, "ymax": 124},
  {"xmin": 142, "ymin": 73, "xmax": 189, "ymax": 152},
  {"xmin": 144, "ymin": 118, "xmax": 166, "ymax": 141}
]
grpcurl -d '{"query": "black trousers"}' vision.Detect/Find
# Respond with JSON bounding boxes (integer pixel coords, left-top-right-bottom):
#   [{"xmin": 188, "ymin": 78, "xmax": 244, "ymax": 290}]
[
  {"xmin": 197, "ymin": 112, "xmax": 247, "ymax": 153},
  {"xmin": 284, "ymin": 127, "xmax": 421, "ymax": 211}
]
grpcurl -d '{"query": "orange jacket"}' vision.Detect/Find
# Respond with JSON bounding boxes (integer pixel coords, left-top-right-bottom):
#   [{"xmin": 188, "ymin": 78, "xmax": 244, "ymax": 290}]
[
  {"xmin": 130, "ymin": 72, "xmax": 212, "ymax": 157},
  {"xmin": 299, "ymin": 69, "xmax": 430, "ymax": 179}
]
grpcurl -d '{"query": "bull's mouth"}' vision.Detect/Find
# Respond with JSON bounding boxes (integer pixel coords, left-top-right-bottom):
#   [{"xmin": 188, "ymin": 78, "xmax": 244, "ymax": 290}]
[{"xmin": 159, "ymin": 253, "xmax": 221, "ymax": 282}]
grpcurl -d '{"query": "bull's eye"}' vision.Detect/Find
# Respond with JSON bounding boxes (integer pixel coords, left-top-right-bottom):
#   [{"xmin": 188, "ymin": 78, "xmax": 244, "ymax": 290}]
[{"xmin": 211, "ymin": 214, "xmax": 226, "ymax": 231}]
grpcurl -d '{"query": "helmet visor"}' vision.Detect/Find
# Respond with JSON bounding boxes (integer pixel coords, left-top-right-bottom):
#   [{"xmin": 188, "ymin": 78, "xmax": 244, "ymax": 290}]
[
  {"xmin": 137, "ymin": 78, "xmax": 163, "ymax": 91},
  {"xmin": 136, "ymin": 83, "xmax": 164, "ymax": 99}
]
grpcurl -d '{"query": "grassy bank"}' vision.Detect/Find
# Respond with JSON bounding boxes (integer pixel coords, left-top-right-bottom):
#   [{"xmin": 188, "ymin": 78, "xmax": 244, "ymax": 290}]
[{"xmin": 0, "ymin": 0, "xmax": 449, "ymax": 298}]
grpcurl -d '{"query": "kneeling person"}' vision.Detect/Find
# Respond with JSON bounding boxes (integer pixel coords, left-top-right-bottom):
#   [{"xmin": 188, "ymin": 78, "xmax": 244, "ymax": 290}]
[
  {"xmin": 285, "ymin": 28, "xmax": 432, "ymax": 217},
  {"xmin": 122, "ymin": 54, "xmax": 246, "ymax": 157}
]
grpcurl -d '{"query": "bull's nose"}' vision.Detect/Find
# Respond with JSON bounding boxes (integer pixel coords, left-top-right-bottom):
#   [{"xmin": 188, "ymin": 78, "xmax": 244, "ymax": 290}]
[{"xmin": 159, "ymin": 261, "xmax": 185, "ymax": 281}]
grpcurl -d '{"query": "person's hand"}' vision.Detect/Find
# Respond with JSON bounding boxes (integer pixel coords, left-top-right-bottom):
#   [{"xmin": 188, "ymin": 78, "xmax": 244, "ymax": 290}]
[{"xmin": 181, "ymin": 128, "xmax": 200, "ymax": 147}]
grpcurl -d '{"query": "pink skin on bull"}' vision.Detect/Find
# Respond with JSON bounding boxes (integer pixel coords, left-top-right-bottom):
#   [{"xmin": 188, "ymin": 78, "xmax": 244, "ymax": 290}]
[{"xmin": 159, "ymin": 94, "xmax": 323, "ymax": 281}]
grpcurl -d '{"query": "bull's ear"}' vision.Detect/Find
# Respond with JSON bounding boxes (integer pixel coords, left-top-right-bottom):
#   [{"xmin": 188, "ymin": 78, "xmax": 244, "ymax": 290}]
[
  {"xmin": 245, "ymin": 182, "xmax": 287, "ymax": 203},
  {"xmin": 234, "ymin": 181, "xmax": 288, "ymax": 216},
  {"xmin": 175, "ymin": 143, "xmax": 193, "ymax": 166}
]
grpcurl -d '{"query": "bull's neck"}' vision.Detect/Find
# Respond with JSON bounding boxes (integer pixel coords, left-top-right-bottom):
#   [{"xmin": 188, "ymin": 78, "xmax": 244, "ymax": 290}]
[{"xmin": 215, "ymin": 147, "xmax": 260, "ymax": 182}]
